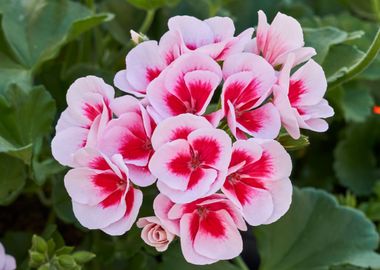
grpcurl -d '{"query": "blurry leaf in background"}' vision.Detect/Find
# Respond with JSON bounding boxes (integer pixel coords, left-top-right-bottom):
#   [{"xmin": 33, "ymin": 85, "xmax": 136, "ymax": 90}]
[
  {"xmin": 334, "ymin": 117, "xmax": 380, "ymax": 195},
  {"xmin": 304, "ymin": 27, "xmax": 363, "ymax": 64},
  {"xmin": 0, "ymin": 0, "xmax": 113, "ymax": 72},
  {"xmin": 0, "ymin": 154, "xmax": 26, "ymax": 205},
  {"xmin": 255, "ymin": 188, "xmax": 380, "ymax": 270},
  {"xmin": 52, "ymin": 177, "xmax": 76, "ymax": 224},
  {"xmin": 102, "ymin": 0, "xmax": 145, "ymax": 45},
  {"xmin": 342, "ymin": 0, "xmax": 380, "ymax": 21},
  {"xmin": 128, "ymin": 0, "xmax": 180, "ymax": 11},
  {"xmin": 334, "ymin": 82, "xmax": 375, "ymax": 123},
  {"xmin": 0, "ymin": 84, "xmax": 55, "ymax": 164},
  {"xmin": 0, "ymin": 51, "xmax": 31, "ymax": 93}
]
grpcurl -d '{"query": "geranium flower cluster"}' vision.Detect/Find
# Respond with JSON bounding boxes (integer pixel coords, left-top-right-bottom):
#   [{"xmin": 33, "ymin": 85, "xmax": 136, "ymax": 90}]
[{"xmin": 51, "ymin": 11, "xmax": 333, "ymax": 265}]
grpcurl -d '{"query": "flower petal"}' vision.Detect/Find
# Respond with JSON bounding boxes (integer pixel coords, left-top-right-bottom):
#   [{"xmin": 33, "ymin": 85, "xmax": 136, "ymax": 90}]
[
  {"xmin": 102, "ymin": 188, "xmax": 143, "ymax": 235},
  {"xmin": 151, "ymin": 114, "xmax": 212, "ymax": 150}
]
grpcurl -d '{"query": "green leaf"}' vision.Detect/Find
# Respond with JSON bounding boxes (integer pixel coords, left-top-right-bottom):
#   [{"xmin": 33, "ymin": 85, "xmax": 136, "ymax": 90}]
[
  {"xmin": 337, "ymin": 82, "xmax": 375, "ymax": 122},
  {"xmin": 277, "ymin": 134, "xmax": 310, "ymax": 151},
  {"xmin": 127, "ymin": 0, "xmax": 180, "ymax": 10},
  {"xmin": 0, "ymin": 154, "xmax": 26, "ymax": 205},
  {"xmin": 52, "ymin": 177, "xmax": 76, "ymax": 224},
  {"xmin": 0, "ymin": 84, "xmax": 55, "ymax": 164},
  {"xmin": 323, "ymin": 44, "xmax": 365, "ymax": 83},
  {"xmin": 256, "ymin": 188, "xmax": 380, "ymax": 270},
  {"xmin": 0, "ymin": 0, "xmax": 113, "ymax": 71},
  {"xmin": 304, "ymin": 27, "xmax": 363, "ymax": 64},
  {"xmin": 334, "ymin": 117, "xmax": 380, "ymax": 195},
  {"xmin": 0, "ymin": 51, "xmax": 31, "ymax": 93},
  {"xmin": 158, "ymin": 242, "xmax": 240, "ymax": 270}
]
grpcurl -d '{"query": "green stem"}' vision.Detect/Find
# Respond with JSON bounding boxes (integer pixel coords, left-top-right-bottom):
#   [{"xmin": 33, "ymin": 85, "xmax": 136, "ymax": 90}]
[
  {"xmin": 328, "ymin": 27, "xmax": 380, "ymax": 89},
  {"xmin": 36, "ymin": 189, "xmax": 52, "ymax": 207},
  {"xmin": 234, "ymin": 256, "xmax": 249, "ymax": 270},
  {"xmin": 139, "ymin": 9, "xmax": 156, "ymax": 34}
]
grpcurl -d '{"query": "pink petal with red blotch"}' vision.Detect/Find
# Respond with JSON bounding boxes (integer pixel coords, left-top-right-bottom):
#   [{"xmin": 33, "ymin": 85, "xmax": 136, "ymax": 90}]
[
  {"xmin": 51, "ymin": 126, "xmax": 88, "ymax": 167},
  {"xmin": 114, "ymin": 70, "xmax": 145, "ymax": 97},
  {"xmin": 273, "ymin": 85, "xmax": 300, "ymax": 139},
  {"xmin": 157, "ymin": 167, "xmax": 218, "ymax": 203},
  {"xmin": 64, "ymin": 167, "xmax": 123, "ymax": 206},
  {"xmin": 66, "ymin": 76, "xmax": 113, "ymax": 127},
  {"xmin": 204, "ymin": 109, "xmax": 224, "ymax": 127},
  {"xmin": 298, "ymin": 117, "xmax": 329, "ymax": 133},
  {"xmin": 55, "ymin": 108, "xmax": 77, "ymax": 132},
  {"xmin": 72, "ymin": 147, "xmax": 116, "ymax": 171},
  {"xmin": 298, "ymin": 99, "xmax": 334, "ymax": 120},
  {"xmin": 128, "ymin": 164, "xmax": 157, "ymax": 187},
  {"xmin": 216, "ymin": 28, "xmax": 254, "ymax": 61},
  {"xmin": 147, "ymin": 69, "xmax": 186, "ymax": 119},
  {"xmin": 204, "ymin": 17, "xmax": 235, "ymax": 42},
  {"xmin": 180, "ymin": 213, "xmax": 219, "ymax": 265},
  {"xmin": 255, "ymin": 11, "xmax": 308, "ymax": 66},
  {"xmin": 110, "ymin": 95, "xmax": 141, "ymax": 117},
  {"xmin": 235, "ymin": 102, "xmax": 281, "ymax": 139},
  {"xmin": 244, "ymin": 38, "xmax": 259, "ymax": 55},
  {"xmin": 192, "ymin": 209, "xmax": 243, "ymax": 260},
  {"xmin": 168, "ymin": 16, "xmax": 214, "ymax": 51},
  {"xmin": 72, "ymin": 191, "xmax": 127, "ymax": 229},
  {"xmin": 223, "ymin": 180, "xmax": 273, "ymax": 226},
  {"xmin": 275, "ymin": 47, "xmax": 316, "ymax": 68},
  {"xmin": 102, "ymin": 187, "xmax": 143, "ymax": 235},
  {"xmin": 187, "ymin": 128, "xmax": 232, "ymax": 170},
  {"xmin": 263, "ymin": 178, "xmax": 292, "ymax": 224},
  {"xmin": 182, "ymin": 70, "xmax": 221, "ymax": 115},
  {"xmin": 151, "ymin": 114, "xmax": 212, "ymax": 150},
  {"xmin": 248, "ymin": 139, "xmax": 292, "ymax": 181},
  {"xmin": 153, "ymin": 194, "xmax": 180, "ymax": 235},
  {"xmin": 159, "ymin": 30, "xmax": 182, "ymax": 65},
  {"xmin": 221, "ymin": 70, "xmax": 275, "ymax": 114},
  {"xmin": 149, "ymin": 139, "xmax": 192, "ymax": 191},
  {"xmin": 164, "ymin": 53, "xmax": 222, "ymax": 94},
  {"xmin": 126, "ymin": 41, "xmax": 167, "ymax": 93},
  {"xmin": 289, "ymin": 59, "xmax": 327, "ymax": 106},
  {"xmin": 222, "ymin": 53, "xmax": 275, "ymax": 81},
  {"xmin": 99, "ymin": 113, "xmax": 152, "ymax": 167}
]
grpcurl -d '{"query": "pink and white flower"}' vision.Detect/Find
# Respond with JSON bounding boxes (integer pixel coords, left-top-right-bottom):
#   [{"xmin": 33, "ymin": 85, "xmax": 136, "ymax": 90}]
[
  {"xmin": 114, "ymin": 41, "xmax": 168, "ymax": 97},
  {"xmin": 64, "ymin": 148, "xmax": 142, "ymax": 235},
  {"xmin": 99, "ymin": 96, "xmax": 157, "ymax": 187},
  {"xmin": 273, "ymin": 55, "xmax": 334, "ymax": 139},
  {"xmin": 222, "ymin": 139, "xmax": 292, "ymax": 226},
  {"xmin": 154, "ymin": 193, "xmax": 247, "ymax": 265},
  {"xmin": 147, "ymin": 52, "xmax": 222, "ymax": 122},
  {"xmin": 149, "ymin": 114, "xmax": 232, "ymax": 203},
  {"xmin": 221, "ymin": 52, "xmax": 281, "ymax": 139},
  {"xmin": 167, "ymin": 16, "xmax": 254, "ymax": 61},
  {"xmin": 51, "ymin": 76, "xmax": 114, "ymax": 167},
  {"xmin": 136, "ymin": 216, "xmax": 175, "ymax": 252},
  {"xmin": 0, "ymin": 242, "xmax": 16, "ymax": 270},
  {"xmin": 245, "ymin": 10, "xmax": 316, "ymax": 67}
]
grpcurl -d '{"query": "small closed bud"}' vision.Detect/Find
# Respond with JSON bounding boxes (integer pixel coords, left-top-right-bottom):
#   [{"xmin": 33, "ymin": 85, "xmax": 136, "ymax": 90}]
[
  {"xmin": 32, "ymin": 235, "xmax": 48, "ymax": 253},
  {"xmin": 29, "ymin": 251, "xmax": 45, "ymax": 267},
  {"xmin": 130, "ymin": 30, "xmax": 148, "ymax": 44},
  {"xmin": 58, "ymin": 254, "xmax": 77, "ymax": 269},
  {"xmin": 72, "ymin": 251, "xmax": 96, "ymax": 264}
]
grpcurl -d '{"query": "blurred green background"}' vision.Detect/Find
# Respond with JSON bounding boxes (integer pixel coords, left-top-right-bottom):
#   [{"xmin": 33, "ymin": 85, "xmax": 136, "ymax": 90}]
[{"xmin": 1, "ymin": 0, "xmax": 380, "ymax": 269}]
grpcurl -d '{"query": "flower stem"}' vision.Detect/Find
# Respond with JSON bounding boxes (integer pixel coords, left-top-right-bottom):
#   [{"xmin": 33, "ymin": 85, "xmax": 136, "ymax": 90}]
[
  {"xmin": 139, "ymin": 9, "xmax": 156, "ymax": 34},
  {"xmin": 234, "ymin": 256, "xmax": 250, "ymax": 270},
  {"xmin": 328, "ymin": 27, "xmax": 380, "ymax": 89}
]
